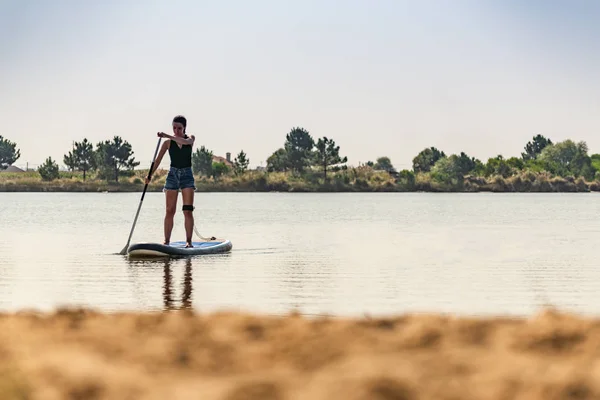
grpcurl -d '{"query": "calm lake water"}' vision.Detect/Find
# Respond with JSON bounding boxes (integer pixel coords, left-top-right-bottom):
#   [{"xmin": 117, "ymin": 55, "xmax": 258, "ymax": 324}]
[{"xmin": 1, "ymin": 192, "xmax": 600, "ymax": 317}]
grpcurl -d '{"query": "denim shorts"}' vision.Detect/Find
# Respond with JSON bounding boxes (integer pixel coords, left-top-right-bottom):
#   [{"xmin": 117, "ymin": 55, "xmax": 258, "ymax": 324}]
[{"xmin": 164, "ymin": 167, "xmax": 196, "ymax": 191}]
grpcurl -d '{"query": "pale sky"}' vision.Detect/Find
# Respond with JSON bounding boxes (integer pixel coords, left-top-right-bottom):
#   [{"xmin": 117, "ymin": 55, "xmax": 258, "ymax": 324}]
[{"xmin": 1, "ymin": 0, "xmax": 599, "ymax": 170}]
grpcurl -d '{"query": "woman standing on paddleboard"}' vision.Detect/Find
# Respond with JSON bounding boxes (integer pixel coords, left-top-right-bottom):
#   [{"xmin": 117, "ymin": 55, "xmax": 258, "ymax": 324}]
[{"xmin": 146, "ymin": 115, "xmax": 196, "ymax": 248}]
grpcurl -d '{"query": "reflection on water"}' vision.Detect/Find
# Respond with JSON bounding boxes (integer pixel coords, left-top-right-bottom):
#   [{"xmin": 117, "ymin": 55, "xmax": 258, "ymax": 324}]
[
  {"xmin": 127, "ymin": 257, "xmax": 195, "ymax": 311},
  {"xmin": 163, "ymin": 258, "xmax": 192, "ymax": 311},
  {"xmin": 164, "ymin": 258, "xmax": 193, "ymax": 310}
]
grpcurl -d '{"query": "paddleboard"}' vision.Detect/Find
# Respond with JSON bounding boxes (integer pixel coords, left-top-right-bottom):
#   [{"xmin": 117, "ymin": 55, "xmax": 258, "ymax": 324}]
[{"xmin": 127, "ymin": 239, "xmax": 232, "ymax": 257}]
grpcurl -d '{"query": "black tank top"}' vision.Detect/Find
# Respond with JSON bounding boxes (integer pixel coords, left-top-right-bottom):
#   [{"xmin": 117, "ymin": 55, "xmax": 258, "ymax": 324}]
[{"xmin": 168, "ymin": 136, "xmax": 192, "ymax": 168}]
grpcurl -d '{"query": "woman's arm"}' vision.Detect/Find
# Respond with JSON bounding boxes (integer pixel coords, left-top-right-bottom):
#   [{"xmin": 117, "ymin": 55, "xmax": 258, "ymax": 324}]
[{"xmin": 158, "ymin": 132, "xmax": 195, "ymax": 146}]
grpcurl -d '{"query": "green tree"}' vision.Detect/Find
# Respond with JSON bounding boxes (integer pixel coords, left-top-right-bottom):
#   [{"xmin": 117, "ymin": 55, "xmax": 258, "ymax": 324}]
[
  {"xmin": 73, "ymin": 138, "xmax": 97, "ymax": 181},
  {"xmin": 315, "ymin": 137, "xmax": 347, "ymax": 179},
  {"xmin": 95, "ymin": 136, "xmax": 140, "ymax": 182},
  {"xmin": 63, "ymin": 151, "xmax": 77, "ymax": 171},
  {"xmin": 523, "ymin": 157, "xmax": 546, "ymax": 173},
  {"xmin": 65, "ymin": 139, "xmax": 96, "ymax": 180},
  {"xmin": 590, "ymin": 154, "xmax": 600, "ymax": 178},
  {"xmin": 454, "ymin": 152, "xmax": 480, "ymax": 175},
  {"xmin": 430, "ymin": 154, "xmax": 469, "ymax": 185},
  {"xmin": 396, "ymin": 169, "xmax": 416, "ymax": 190},
  {"xmin": 212, "ymin": 161, "xmax": 230, "ymax": 180},
  {"xmin": 284, "ymin": 127, "xmax": 314, "ymax": 173},
  {"xmin": 570, "ymin": 142, "xmax": 594, "ymax": 180},
  {"xmin": 0, "ymin": 135, "xmax": 20, "ymax": 169},
  {"xmin": 506, "ymin": 157, "xmax": 525, "ymax": 171},
  {"xmin": 522, "ymin": 134, "xmax": 552, "ymax": 161},
  {"xmin": 37, "ymin": 157, "xmax": 59, "ymax": 181},
  {"xmin": 538, "ymin": 139, "xmax": 592, "ymax": 178},
  {"xmin": 266, "ymin": 148, "xmax": 289, "ymax": 172},
  {"xmin": 373, "ymin": 156, "xmax": 396, "ymax": 174},
  {"xmin": 192, "ymin": 146, "xmax": 213, "ymax": 176},
  {"xmin": 412, "ymin": 147, "xmax": 446, "ymax": 173},
  {"xmin": 233, "ymin": 150, "xmax": 249, "ymax": 175},
  {"xmin": 484, "ymin": 155, "xmax": 513, "ymax": 178}
]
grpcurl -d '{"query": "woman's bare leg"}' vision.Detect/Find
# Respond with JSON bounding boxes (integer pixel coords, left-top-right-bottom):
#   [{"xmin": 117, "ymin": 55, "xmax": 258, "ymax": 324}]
[
  {"xmin": 164, "ymin": 190, "xmax": 178, "ymax": 244},
  {"xmin": 181, "ymin": 188, "xmax": 195, "ymax": 247}
]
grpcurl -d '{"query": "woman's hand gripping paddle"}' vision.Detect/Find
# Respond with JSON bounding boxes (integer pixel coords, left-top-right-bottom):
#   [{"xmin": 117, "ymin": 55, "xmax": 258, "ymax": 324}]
[{"xmin": 119, "ymin": 137, "xmax": 162, "ymax": 255}]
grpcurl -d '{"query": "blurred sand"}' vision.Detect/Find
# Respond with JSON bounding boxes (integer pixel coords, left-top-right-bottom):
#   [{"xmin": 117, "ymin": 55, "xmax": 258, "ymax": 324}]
[{"xmin": 1, "ymin": 307, "xmax": 599, "ymax": 400}]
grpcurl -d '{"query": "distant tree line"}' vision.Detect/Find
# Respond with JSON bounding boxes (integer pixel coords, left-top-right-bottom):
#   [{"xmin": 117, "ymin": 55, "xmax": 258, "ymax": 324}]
[
  {"xmin": 2, "ymin": 129, "xmax": 600, "ymax": 189},
  {"xmin": 402, "ymin": 134, "xmax": 598, "ymax": 187},
  {"xmin": 0, "ymin": 134, "xmax": 251, "ymax": 183},
  {"xmin": 0, "ymin": 135, "xmax": 140, "ymax": 182}
]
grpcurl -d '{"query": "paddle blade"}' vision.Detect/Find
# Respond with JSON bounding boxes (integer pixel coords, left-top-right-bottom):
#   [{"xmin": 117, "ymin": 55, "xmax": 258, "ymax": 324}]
[{"xmin": 119, "ymin": 243, "xmax": 129, "ymax": 255}]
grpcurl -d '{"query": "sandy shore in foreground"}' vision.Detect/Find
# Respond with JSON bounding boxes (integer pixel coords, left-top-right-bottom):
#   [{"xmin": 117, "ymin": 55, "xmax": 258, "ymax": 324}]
[{"xmin": 1, "ymin": 307, "xmax": 599, "ymax": 400}]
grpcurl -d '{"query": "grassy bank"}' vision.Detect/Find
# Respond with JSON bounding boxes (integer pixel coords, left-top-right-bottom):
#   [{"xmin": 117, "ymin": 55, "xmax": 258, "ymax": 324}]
[
  {"xmin": 1, "ymin": 167, "xmax": 600, "ymax": 193},
  {"xmin": 1, "ymin": 307, "xmax": 599, "ymax": 399}
]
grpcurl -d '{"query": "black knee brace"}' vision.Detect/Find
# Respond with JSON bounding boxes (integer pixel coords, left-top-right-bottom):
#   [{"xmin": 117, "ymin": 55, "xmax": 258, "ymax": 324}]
[{"xmin": 182, "ymin": 205, "xmax": 194, "ymax": 212}]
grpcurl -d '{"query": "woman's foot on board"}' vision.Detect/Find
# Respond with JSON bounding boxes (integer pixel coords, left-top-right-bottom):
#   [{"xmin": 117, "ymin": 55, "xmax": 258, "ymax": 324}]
[{"xmin": 185, "ymin": 242, "xmax": 193, "ymax": 248}]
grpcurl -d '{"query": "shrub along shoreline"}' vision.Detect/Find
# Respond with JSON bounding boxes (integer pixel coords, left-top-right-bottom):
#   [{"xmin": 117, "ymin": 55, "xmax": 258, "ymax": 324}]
[{"xmin": 1, "ymin": 168, "xmax": 599, "ymax": 193}]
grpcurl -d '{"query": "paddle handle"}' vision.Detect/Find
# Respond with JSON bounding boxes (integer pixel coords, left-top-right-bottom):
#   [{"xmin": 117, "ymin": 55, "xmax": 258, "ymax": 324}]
[{"xmin": 141, "ymin": 138, "xmax": 162, "ymax": 201}]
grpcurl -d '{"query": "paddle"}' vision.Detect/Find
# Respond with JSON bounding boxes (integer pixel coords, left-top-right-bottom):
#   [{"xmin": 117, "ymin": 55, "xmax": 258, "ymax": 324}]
[{"xmin": 119, "ymin": 137, "xmax": 162, "ymax": 255}]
